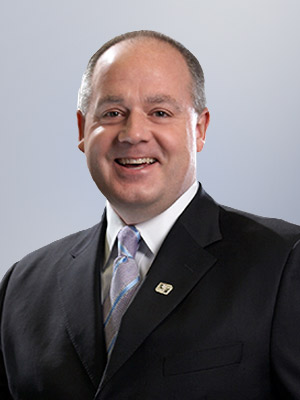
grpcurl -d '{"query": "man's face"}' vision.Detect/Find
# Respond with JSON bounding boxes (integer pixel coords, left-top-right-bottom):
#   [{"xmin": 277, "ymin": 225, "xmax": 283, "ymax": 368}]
[{"xmin": 78, "ymin": 39, "xmax": 209, "ymax": 224}]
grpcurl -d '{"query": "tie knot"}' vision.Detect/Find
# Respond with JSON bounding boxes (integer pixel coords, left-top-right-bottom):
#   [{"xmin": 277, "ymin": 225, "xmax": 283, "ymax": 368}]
[{"xmin": 117, "ymin": 225, "xmax": 141, "ymax": 259}]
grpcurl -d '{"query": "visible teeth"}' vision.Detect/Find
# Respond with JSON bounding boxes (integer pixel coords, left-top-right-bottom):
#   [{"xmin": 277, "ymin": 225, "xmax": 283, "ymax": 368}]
[{"xmin": 118, "ymin": 158, "xmax": 156, "ymax": 165}]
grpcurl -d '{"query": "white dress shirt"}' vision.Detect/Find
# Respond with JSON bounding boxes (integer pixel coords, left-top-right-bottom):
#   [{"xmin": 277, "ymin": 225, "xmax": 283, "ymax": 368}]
[{"xmin": 101, "ymin": 181, "xmax": 199, "ymax": 302}]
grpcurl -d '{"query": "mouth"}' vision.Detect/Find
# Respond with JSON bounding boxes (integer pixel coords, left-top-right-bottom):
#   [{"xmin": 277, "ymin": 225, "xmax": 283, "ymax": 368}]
[{"xmin": 115, "ymin": 157, "xmax": 157, "ymax": 169}]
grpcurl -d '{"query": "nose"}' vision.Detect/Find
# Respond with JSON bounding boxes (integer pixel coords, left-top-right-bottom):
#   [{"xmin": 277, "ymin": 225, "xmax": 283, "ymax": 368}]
[{"xmin": 118, "ymin": 110, "xmax": 150, "ymax": 144}]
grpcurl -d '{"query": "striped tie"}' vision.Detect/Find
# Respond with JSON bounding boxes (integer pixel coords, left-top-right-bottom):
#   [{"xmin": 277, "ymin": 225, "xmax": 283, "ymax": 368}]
[{"xmin": 103, "ymin": 225, "xmax": 141, "ymax": 356}]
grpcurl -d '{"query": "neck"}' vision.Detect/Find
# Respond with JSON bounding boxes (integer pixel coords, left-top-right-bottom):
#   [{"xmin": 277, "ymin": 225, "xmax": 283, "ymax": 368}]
[{"xmin": 110, "ymin": 181, "xmax": 198, "ymax": 225}]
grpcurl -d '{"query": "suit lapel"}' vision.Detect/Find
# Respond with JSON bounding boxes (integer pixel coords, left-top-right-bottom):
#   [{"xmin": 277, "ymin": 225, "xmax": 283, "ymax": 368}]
[
  {"xmin": 57, "ymin": 218, "xmax": 107, "ymax": 388},
  {"xmin": 100, "ymin": 185, "xmax": 222, "ymax": 388}
]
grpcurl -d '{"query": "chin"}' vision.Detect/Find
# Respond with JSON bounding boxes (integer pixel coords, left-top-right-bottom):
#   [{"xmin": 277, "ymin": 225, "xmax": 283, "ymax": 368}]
[
  {"xmin": 112, "ymin": 191, "xmax": 159, "ymax": 210},
  {"xmin": 117, "ymin": 194, "xmax": 157, "ymax": 208}
]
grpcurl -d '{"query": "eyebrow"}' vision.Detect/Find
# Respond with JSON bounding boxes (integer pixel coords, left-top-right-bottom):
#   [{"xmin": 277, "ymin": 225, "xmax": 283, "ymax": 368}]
[
  {"xmin": 95, "ymin": 95, "xmax": 125, "ymax": 111},
  {"xmin": 95, "ymin": 94, "xmax": 183, "ymax": 112},
  {"xmin": 144, "ymin": 95, "xmax": 183, "ymax": 112}
]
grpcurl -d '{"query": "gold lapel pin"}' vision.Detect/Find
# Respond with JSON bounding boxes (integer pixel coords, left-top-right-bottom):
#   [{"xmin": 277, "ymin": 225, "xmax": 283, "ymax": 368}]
[{"xmin": 155, "ymin": 282, "xmax": 173, "ymax": 295}]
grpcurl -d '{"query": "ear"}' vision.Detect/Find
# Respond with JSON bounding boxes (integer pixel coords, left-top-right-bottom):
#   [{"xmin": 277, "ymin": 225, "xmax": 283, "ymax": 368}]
[
  {"xmin": 196, "ymin": 108, "xmax": 210, "ymax": 153},
  {"xmin": 77, "ymin": 110, "xmax": 85, "ymax": 153}
]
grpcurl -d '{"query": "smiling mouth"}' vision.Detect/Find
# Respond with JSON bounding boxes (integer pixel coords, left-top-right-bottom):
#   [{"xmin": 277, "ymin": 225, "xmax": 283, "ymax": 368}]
[{"xmin": 115, "ymin": 157, "xmax": 157, "ymax": 169}]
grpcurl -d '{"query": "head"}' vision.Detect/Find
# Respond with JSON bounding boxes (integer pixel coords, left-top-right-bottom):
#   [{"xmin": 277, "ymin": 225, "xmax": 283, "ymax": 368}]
[{"xmin": 77, "ymin": 31, "xmax": 210, "ymax": 224}]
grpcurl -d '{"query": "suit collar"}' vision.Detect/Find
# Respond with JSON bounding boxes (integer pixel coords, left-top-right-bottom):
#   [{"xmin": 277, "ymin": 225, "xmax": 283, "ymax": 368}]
[{"xmin": 179, "ymin": 183, "xmax": 222, "ymax": 248}]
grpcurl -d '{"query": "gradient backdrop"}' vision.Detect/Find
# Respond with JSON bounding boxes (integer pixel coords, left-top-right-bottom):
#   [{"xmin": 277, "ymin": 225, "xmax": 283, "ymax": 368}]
[{"xmin": 1, "ymin": 0, "xmax": 299, "ymax": 278}]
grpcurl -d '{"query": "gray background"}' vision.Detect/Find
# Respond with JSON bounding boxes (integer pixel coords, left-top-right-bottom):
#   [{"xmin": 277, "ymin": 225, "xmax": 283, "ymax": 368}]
[{"xmin": 1, "ymin": 0, "xmax": 299, "ymax": 278}]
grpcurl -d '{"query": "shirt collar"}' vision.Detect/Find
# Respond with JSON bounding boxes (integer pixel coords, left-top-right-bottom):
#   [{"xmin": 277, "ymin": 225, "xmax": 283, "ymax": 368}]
[{"xmin": 105, "ymin": 181, "xmax": 199, "ymax": 260}]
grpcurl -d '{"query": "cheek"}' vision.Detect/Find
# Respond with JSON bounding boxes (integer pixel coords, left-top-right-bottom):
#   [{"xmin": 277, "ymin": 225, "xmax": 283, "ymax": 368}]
[
  {"xmin": 85, "ymin": 130, "xmax": 111, "ymax": 159},
  {"xmin": 173, "ymin": 130, "xmax": 198, "ymax": 174},
  {"xmin": 174, "ymin": 129, "xmax": 197, "ymax": 159},
  {"xmin": 156, "ymin": 127, "xmax": 186, "ymax": 154}
]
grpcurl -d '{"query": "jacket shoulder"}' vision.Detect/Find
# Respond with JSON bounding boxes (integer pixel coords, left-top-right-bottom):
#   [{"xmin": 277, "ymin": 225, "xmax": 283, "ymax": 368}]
[
  {"xmin": 220, "ymin": 205, "xmax": 300, "ymax": 246},
  {"xmin": 3, "ymin": 222, "xmax": 103, "ymax": 282}
]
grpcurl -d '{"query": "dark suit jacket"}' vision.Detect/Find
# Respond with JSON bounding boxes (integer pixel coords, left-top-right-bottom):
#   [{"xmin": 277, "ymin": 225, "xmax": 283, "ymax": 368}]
[{"xmin": 1, "ymin": 185, "xmax": 300, "ymax": 399}]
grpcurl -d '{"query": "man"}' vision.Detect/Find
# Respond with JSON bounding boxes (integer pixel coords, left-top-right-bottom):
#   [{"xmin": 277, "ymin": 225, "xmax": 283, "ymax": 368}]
[{"xmin": 1, "ymin": 30, "xmax": 300, "ymax": 399}]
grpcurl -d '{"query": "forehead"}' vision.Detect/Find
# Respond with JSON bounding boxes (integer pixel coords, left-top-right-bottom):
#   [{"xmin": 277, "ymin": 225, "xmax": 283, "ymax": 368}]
[{"xmin": 90, "ymin": 38, "xmax": 192, "ymax": 95}]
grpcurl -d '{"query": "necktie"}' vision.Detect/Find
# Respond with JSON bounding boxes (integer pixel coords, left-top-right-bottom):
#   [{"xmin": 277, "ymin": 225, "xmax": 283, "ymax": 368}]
[{"xmin": 104, "ymin": 225, "xmax": 141, "ymax": 356}]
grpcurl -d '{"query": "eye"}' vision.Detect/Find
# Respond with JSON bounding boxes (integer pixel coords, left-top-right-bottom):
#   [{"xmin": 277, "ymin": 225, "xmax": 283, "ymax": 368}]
[
  {"xmin": 103, "ymin": 110, "xmax": 122, "ymax": 118},
  {"xmin": 152, "ymin": 110, "xmax": 170, "ymax": 118}
]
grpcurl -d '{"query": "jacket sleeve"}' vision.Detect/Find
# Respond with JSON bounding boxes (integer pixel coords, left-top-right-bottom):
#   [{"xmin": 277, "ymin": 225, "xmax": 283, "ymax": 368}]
[
  {"xmin": 0, "ymin": 265, "xmax": 16, "ymax": 400},
  {"xmin": 271, "ymin": 239, "xmax": 300, "ymax": 399}
]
